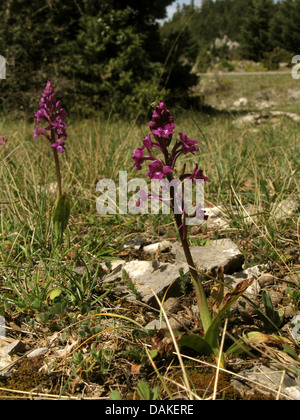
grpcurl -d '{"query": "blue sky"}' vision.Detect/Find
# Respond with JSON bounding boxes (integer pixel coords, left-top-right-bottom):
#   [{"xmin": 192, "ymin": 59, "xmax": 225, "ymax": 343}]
[
  {"xmin": 166, "ymin": 0, "xmax": 202, "ymax": 20},
  {"xmin": 166, "ymin": 0, "xmax": 280, "ymax": 20}
]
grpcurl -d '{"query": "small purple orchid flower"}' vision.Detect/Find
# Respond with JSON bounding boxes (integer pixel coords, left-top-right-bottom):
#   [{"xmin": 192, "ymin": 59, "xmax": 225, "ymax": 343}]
[
  {"xmin": 189, "ymin": 163, "xmax": 209, "ymax": 182},
  {"xmin": 179, "ymin": 132, "xmax": 199, "ymax": 155},
  {"xmin": 132, "ymin": 147, "xmax": 147, "ymax": 170},
  {"xmin": 0, "ymin": 136, "xmax": 8, "ymax": 147},
  {"xmin": 146, "ymin": 160, "xmax": 173, "ymax": 180},
  {"xmin": 142, "ymin": 133, "xmax": 153, "ymax": 149}
]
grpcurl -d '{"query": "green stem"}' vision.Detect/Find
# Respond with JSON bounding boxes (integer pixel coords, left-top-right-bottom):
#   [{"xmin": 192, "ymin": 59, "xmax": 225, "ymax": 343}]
[
  {"xmin": 173, "ymin": 208, "xmax": 211, "ymax": 333},
  {"xmin": 168, "ymin": 175, "xmax": 212, "ymax": 333},
  {"xmin": 52, "ymin": 143, "xmax": 62, "ymax": 200},
  {"xmin": 180, "ymin": 236, "xmax": 212, "ymax": 333}
]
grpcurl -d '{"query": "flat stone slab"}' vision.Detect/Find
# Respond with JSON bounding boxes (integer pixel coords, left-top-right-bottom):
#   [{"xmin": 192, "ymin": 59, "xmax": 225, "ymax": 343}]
[
  {"xmin": 102, "ymin": 260, "xmax": 189, "ymax": 307},
  {"xmin": 102, "ymin": 238, "xmax": 245, "ymax": 307},
  {"xmin": 173, "ymin": 238, "xmax": 244, "ymax": 275},
  {"xmin": 231, "ymin": 364, "xmax": 300, "ymax": 400}
]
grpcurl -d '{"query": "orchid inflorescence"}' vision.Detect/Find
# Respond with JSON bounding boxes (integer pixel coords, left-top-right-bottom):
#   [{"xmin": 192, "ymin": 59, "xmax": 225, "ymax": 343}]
[
  {"xmin": 33, "ymin": 81, "xmax": 68, "ymax": 200},
  {"xmin": 0, "ymin": 136, "xmax": 8, "ymax": 158},
  {"xmin": 133, "ymin": 102, "xmax": 208, "ymax": 182},
  {"xmin": 33, "ymin": 81, "xmax": 67, "ymax": 153},
  {"xmin": 132, "ymin": 102, "xmax": 209, "ymax": 235}
]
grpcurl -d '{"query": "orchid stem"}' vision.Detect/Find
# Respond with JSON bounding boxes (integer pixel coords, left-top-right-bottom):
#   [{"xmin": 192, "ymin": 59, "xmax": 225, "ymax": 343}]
[
  {"xmin": 52, "ymin": 144, "xmax": 62, "ymax": 200},
  {"xmin": 173, "ymin": 210, "xmax": 212, "ymax": 333},
  {"xmin": 180, "ymin": 236, "xmax": 212, "ymax": 333}
]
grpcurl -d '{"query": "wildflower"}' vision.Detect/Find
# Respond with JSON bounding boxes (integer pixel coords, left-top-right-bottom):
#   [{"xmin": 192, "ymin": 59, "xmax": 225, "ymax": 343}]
[
  {"xmin": 51, "ymin": 138, "xmax": 66, "ymax": 153},
  {"xmin": 142, "ymin": 133, "xmax": 153, "ymax": 149},
  {"xmin": 179, "ymin": 132, "xmax": 199, "ymax": 155},
  {"xmin": 146, "ymin": 159, "xmax": 173, "ymax": 180},
  {"xmin": 132, "ymin": 147, "xmax": 147, "ymax": 170},
  {"xmin": 149, "ymin": 102, "xmax": 174, "ymax": 131},
  {"xmin": 152, "ymin": 123, "xmax": 175, "ymax": 140},
  {"xmin": 189, "ymin": 163, "xmax": 209, "ymax": 182},
  {"xmin": 33, "ymin": 81, "xmax": 67, "ymax": 153},
  {"xmin": 132, "ymin": 102, "xmax": 208, "ymax": 187},
  {"xmin": 0, "ymin": 136, "xmax": 8, "ymax": 147}
]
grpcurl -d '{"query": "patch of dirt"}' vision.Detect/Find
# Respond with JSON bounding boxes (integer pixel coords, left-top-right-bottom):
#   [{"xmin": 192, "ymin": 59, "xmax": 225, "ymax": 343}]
[{"xmin": 0, "ymin": 356, "xmax": 46, "ymax": 397}]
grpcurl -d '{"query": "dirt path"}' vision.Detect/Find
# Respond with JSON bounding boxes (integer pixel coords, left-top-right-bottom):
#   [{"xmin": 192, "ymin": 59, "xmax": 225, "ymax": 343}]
[{"xmin": 198, "ymin": 71, "xmax": 291, "ymax": 76}]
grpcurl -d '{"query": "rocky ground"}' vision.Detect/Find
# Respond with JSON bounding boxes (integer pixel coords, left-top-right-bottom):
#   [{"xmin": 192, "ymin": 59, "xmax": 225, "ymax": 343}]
[{"xmin": 0, "ymin": 198, "xmax": 299, "ymax": 400}]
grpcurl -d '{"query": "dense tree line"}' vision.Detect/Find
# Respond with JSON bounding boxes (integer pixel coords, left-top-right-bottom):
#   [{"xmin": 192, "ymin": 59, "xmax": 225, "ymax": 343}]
[
  {"xmin": 1, "ymin": 0, "xmax": 299, "ymax": 117},
  {"xmin": 0, "ymin": 0, "xmax": 197, "ymax": 117},
  {"xmin": 161, "ymin": 0, "xmax": 299, "ymax": 71}
]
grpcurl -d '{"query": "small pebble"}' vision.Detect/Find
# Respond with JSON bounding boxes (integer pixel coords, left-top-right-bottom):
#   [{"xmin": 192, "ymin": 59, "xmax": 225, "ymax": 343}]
[
  {"xmin": 5, "ymin": 340, "xmax": 26, "ymax": 356},
  {"xmin": 258, "ymin": 274, "xmax": 275, "ymax": 287},
  {"xmin": 163, "ymin": 297, "xmax": 182, "ymax": 313},
  {"xmin": 27, "ymin": 347, "xmax": 48, "ymax": 358},
  {"xmin": 291, "ymin": 315, "xmax": 300, "ymax": 341},
  {"xmin": 143, "ymin": 241, "xmax": 172, "ymax": 255},
  {"xmin": 0, "ymin": 316, "xmax": 6, "ymax": 337},
  {"xmin": 267, "ymin": 290, "xmax": 283, "ymax": 306}
]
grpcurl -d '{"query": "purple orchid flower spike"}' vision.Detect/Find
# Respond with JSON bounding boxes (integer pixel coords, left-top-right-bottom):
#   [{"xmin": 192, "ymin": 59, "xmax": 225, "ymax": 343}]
[
  {"xmin": 132, "ymin": 101, "xmax": 209, "ymax": 228},
  {"xmin": 32, "ymin": 81, "xmax": 70, "ymax": 244},
  {"xmin": 0, "ymin": 136, "xmax": 8, "ymax": 158},
  {"xmin": 132, "ymin": 101, "xmax": 208, "ymax": 188},
  {"xmin": 33, "ymin": 81, "xmax": 67, "ymax": 153},
  {"xmin": 33, "ymin": 81, "xmax": 68, "ymax": 198}
]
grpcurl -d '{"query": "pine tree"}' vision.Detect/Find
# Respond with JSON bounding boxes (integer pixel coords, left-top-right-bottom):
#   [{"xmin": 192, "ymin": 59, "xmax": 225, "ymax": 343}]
[
  {"xmin": 2, "ymin": 0, "xmax": 197, "ymax": 117},
  {"xmin": 63, "ymin": 3, "xmax": 166, "ymax": 116},
  {"xmin": 270, "ymin": 0, "xmax": 300, "ymax": 54},
  {"xmin": 240, "ymin": 0, "xmax": 274, "ymax": 61},
  {"xmin": 0, "ymin": 0, "xmax": 82, "ymax": 113}
]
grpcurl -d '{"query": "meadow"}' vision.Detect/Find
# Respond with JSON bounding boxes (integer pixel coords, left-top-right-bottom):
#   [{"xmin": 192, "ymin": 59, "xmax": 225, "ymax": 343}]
[{"xmin": 0, "ymin": 73, "xmax": 299, "ymax": 400}]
